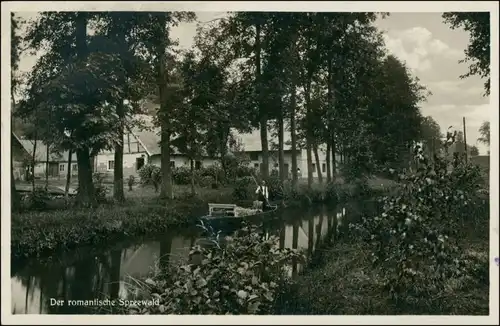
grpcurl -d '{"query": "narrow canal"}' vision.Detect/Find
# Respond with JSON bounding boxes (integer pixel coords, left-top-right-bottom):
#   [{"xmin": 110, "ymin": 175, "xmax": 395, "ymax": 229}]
[{"xmin": 11, "ymin": 201, "xmax": 376, "ymax": 314}]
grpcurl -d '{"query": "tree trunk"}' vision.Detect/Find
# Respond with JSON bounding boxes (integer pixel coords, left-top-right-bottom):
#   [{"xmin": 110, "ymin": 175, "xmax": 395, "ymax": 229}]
[
  {"xmin": 305, "ymin": 82, "xmax": 313, "ymax": 189},
  {"xmin": 218, "ymin": 126, "xmax": 229, "ymax": 181},
  {"xmin": 256, "ymin": 21, "xmax": 269, "ymax": 180},
  {"xmin": 278, "ymin": 104, "xmax": 285, "ymax": 182},
  {"xmin": 113, "ymin": 101, "xmax": 125, "ymax": 202},
  {"xmin": 158, "ymin": 14, "xmax": 173, "ymax": 201},
  {"xmin": 11, "ymin": 152, "xmax": 20, "ymax": 211},
  {"xmin": 45, "ymin": 144, "xmax": 49, "ymax": 190},
  {"xmin": 326, "ymin": 142, "xmax": 332, "ymax": 183},
  {"xmin": 75, "ymin": 147, "xmax": 96, "ymax": 207},
  {"xmin": 74, "ymin": 13, "xmax": 95, "ymax": 206},
  {"xmin": 290, "ymin": 86, "xmax": 298, "ymax": 190},
  {"xmin": 113, "ymin": 25, "xmax": 129, "ymax": 203},
  {"xmin": 290, "ymin": 31, "xmax": 299, "ymax": 191},
  {"xmin": 65, "ymin": 149, "xmax": 73, "ymax": 198},
  {"xmin": 313, "ymin": 144, "xmax": 323, "ymax": 184},
  {"xmin": 190, "ymin": 159, "xmax": 195, "ymax": 196},
  {"xmin": 10, "ymin": 97, "xmax": 20, "ymax": 211},
  {"xmin": 331, "ymin": 132, "xmax": 337, "ymax": 181},
  {"xmin": 327, "ymin": 58, "xmax": 336, "ymax": 182},
  {"xmin": 31, "ymin": 136, "xmax": 37, "ymax": 191}
]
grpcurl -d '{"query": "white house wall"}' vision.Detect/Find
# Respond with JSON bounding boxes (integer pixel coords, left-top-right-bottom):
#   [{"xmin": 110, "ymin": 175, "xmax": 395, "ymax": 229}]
[
  {"xmin": 95, "ymin": 152, "xmax": 149, "ymax": 178},
  {"xmin": 145, "ymin": 149, "xmax": 339, "ymax": 179},
  {"xmin": 243, "ymin": 148, "xmax": 340, "ymax": 179},
  {"xmin": 32, "ymin": 161, "xmax": 78, "ymax": 179},
  {"xmin": 57, "ymin": 162, "xmax": 79, "ymax": 178},
  {"xmin": 148, "ymin": 155, "xmax": 218, "ymax": 169}
]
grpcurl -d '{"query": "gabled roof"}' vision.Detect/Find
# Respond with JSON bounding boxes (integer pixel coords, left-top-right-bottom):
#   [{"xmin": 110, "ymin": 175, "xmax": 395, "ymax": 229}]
[
  {"xmin": 230, "ymin": 127, "xmax": 294, "ymax": 152},
  {"xmin": 17, "ymin": 139, "xmax": 72, "ymax": 162},
  {"xmin": 131, "ymin": 115, "xmax": 301, "ymax": 155},
  {"xmin": 129, "ymin": 115, "xmax": 179, "ymax": 156},
  {"xmin": 11, "ymin": 132, "xmax": 32, "ymax": 161}
]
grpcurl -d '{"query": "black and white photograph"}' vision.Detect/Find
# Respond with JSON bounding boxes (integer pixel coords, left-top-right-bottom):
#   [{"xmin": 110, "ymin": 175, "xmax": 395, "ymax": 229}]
[{"xmin": 1, "ymin": 1, "xmax": 498, "ymax": 324}]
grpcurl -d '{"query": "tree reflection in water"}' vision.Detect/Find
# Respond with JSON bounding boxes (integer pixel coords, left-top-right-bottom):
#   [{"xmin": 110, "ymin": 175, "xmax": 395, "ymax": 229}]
[{"xmin": 11, "ymin": 204, "xmax": 357, "ymax": 315}]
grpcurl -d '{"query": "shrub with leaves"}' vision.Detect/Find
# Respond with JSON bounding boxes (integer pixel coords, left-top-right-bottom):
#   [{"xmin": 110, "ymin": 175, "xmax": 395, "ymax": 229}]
[
  {"xmin": 93, "ymin": 172, "xmax": 109, "ymax": 203},
  {"xmin": 140, "ymin": 223, "xmax": 304, "ymax": 315},
  {"xmin": 266, "ymin": 170, "xmax": 284, "ymax": 200},
  {"xmin": 172, "ymin": 166, "xmax": 193, "ymax": 185},
  {"xmin": 200, "ymin": 165, "xmax": 226, "ymax": 185},
  {"xmin": 198, "ymin": 175, "xmax": 215, "ymax": 188},
  {"xmin": 232, "ymin": 176, "xmax": 255, "ymax": 201},
  {"xmin": 138, "ymin": 164, "xmax": 162, "ymax": 192},
  {"xmin": 352, "ymin": 131, "xmax": 488, "ymax": 301},
  {"xmin": 23, "ymin": 186, "xmax": 50, "ymax": 211}
]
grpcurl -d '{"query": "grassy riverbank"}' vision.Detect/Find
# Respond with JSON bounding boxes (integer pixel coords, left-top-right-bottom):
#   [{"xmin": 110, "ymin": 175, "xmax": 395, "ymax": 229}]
[
  {"xmin": 11, "ymin": 185, "xmax": 234, "ymax": 260},
  {"xmin": 276, "ymin": 222, "xmax": 489, "ymax": 315},
  {"xmin": 275, "ymin": 161, "xmax": 490, "ymax": 315}
]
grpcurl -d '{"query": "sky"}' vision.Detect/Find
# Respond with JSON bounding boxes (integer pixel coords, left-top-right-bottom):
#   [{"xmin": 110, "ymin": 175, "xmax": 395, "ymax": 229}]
[{"xmin": 15, "ymin": 11, "xmax": 491, "ymax": 155}]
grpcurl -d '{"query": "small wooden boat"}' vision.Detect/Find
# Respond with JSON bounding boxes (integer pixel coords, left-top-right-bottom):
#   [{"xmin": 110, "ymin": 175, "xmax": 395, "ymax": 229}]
[{"xmin": 200, "ymin": 202, "xmax": 279, "ymax": 222}]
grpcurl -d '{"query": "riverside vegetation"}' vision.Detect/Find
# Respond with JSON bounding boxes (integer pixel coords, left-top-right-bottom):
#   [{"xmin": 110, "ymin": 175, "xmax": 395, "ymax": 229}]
[
  {"xmin": 276, "ymin": 137, "xmax": 490, "ymax": 315},
  {"xmin": 10, "ymin": 11, "xmax": 490, "ymax": 315}
]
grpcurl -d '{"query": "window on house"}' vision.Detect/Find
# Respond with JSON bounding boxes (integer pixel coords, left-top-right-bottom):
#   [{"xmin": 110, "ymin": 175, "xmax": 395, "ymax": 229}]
[
  {"xmin": 59, "ymin": 164, "xmax": 65, "ymax": 172},
  {"xmin": 312, "ymin": 163, "xmax": 316, "ymax": 173},
  {"xmin": 195, "ymin": 161, "xmax": 202, "ymax": 170},
  {"xmin": 72, "ymin": 164, "xmax": 78, "ymax": 171},
  {"xmin": 249, "ymin": 152, "xmax": 259, "ymax": 161},
  {"xmin": 136, "ymin": 157, "xmax": 145, "ymax": 171},
  {"xmin": 108, "ymin": 160, "xmax": 115, "ymax": 170},
  {"xmin": 170, "ymin": 161, "xmax": 175, "ymax": 168},
  {"xmin": 322, "ymin": 163, "xmax": 326, "ymax": 173}
]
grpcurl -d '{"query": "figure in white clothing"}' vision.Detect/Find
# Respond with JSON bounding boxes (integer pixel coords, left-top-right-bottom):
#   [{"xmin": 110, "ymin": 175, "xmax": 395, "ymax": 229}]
[{"xmin": 255, "ymin": 180, "xmax": 269, "ymax": 211}]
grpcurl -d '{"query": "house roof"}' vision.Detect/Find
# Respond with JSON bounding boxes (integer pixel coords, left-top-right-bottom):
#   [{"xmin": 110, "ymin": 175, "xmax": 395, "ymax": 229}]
[
  {"xmin": 18, "ymin": 139, "xmax": 72, "ymax": 162},
  {"xmin": 12, "ymin": 132, "xmax": 31, "ymax": 161},
  {"xmin": 230, "ymin": 127, "xmax": 293, "ymax": 152},
  {"xmin": 131, "ymin": 115, "xmax": 299, "ymax": 155},
  {"xmin": 129, "ymin": 115, "xmax": 180, "ymax": 156}
]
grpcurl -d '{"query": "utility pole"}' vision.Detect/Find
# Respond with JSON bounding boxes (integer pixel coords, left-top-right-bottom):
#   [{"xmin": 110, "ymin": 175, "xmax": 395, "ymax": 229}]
[{"xmin": 463, "ymin": 117, "xmax": 468, "ymax": 163}]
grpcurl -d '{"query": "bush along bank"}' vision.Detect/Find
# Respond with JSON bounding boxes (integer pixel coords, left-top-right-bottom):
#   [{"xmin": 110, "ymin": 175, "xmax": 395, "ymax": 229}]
[
  {"xmin": 11, "ymin": 199, "xmax": 211, "ymax": 260},
  {"xmin": 124, "ymin": 223, "xmax": 305, "ymax": 315},
  {"xmin": 276, "ymin": 140, "xmax": 490, "ymax": 315},
  {"xmin": 232, "ymin": 171, "xmax": 394, "ymax": 209}
]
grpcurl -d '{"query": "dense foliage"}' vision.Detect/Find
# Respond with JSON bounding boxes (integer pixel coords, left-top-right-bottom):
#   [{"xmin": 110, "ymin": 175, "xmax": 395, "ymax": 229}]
[
  {"xmin": 139, "ymin": 224, "xmax": 305, "ymax": 314},
  {"xmin": 442, "ymin": 12, "xmax": 491, "ymax": 96},
  {"xmin": 138, "ymin": 163, "xmax": 256, "ymax": 191},
  {"xmin": 351, "ymin": 132, "xmax": 488, "ymax": 303}
]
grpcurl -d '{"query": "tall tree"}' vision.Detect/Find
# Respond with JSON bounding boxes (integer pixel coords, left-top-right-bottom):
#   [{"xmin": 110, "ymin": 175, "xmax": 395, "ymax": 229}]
[
  {"xmin": 443, "ymin": 12, "xmax": 490, "ymax": 96},
  {"xmin": 11, "ymin": 13, "xmax": 23, "ymax": 210},
  {"xmin": 139, "ymin": 12, "xmax": 196, "ymax": 200},
  {"xmin": 420, "ymin": 116, "xmax": 443, "ymax": 159},
  {"xmin": 469, "ymin": 145, "xmax": 479, "ymax": 157},
  {"xmin": 22, "ymin": 12, "xmax": 125, "ymax": 206},
  {"xmin": 95, "ymin": 12, "xmax": 153, "ymax": 202},
  {"xmin": 478, "ymin": 121, "xmax": 490, "ymax": 148}
]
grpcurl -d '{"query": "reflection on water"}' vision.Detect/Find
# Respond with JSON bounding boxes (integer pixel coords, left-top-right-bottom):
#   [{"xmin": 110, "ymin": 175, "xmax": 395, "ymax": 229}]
[{"xmin": 11, "ymin": 203, "xmax": 362, "ymax": 314}]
